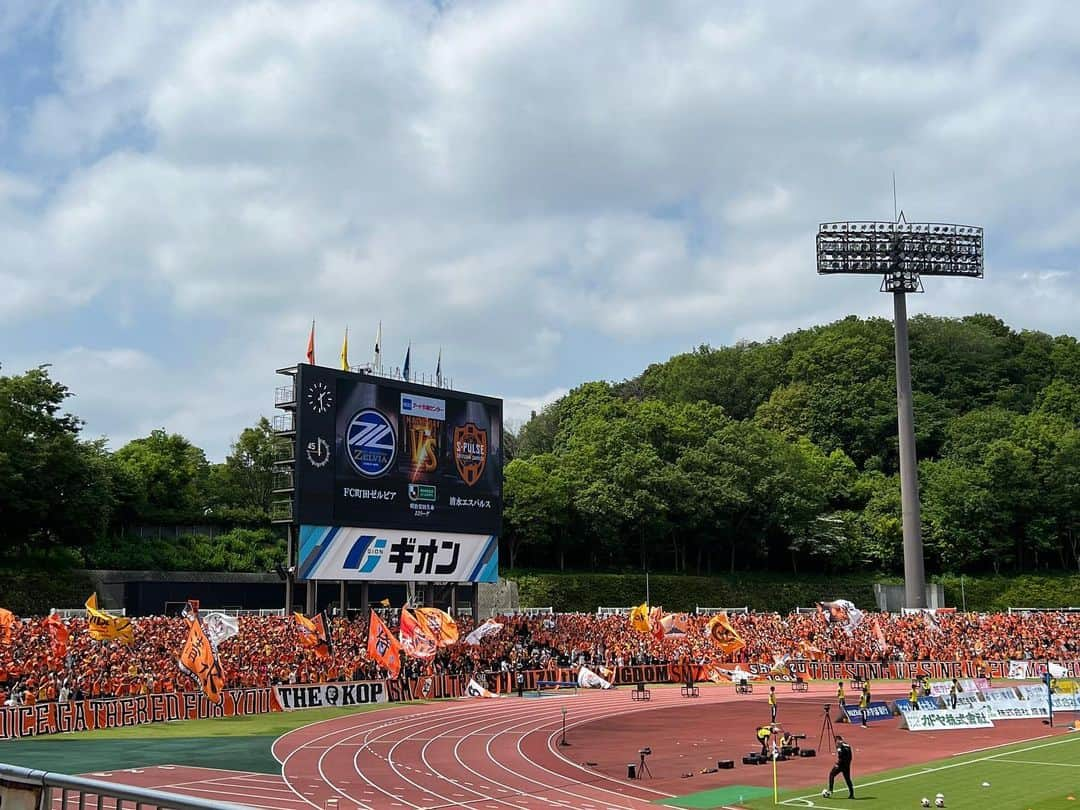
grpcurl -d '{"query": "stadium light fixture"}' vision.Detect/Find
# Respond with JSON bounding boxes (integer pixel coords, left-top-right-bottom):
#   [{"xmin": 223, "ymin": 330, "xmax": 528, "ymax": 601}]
[{"xmin": 816, "ymin": 214, "xmax": 984, "ymax": 609}]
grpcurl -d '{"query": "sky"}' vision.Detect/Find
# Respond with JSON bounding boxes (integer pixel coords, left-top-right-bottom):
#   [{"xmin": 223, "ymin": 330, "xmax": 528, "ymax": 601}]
[{"xmin": 1, "ymin": 0, "xmax": 1077, "ymax": 460}]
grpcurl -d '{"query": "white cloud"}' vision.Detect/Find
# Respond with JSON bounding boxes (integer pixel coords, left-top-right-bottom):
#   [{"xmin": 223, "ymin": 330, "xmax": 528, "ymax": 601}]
[{"xmin": 1, "ymin": 0, "xmax": 1078, "ymax": 457}]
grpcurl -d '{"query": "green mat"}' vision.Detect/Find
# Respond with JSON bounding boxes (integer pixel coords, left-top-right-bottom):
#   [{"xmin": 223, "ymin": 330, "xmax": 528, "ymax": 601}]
[{"xmin": 657, "ymin": 784, "xmax": 774, "ymax": 808}]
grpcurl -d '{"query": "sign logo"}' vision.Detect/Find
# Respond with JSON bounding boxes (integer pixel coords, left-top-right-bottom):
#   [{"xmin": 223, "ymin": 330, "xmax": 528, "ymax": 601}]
[
  {"xmin": 306, "ymin": 382, "xmax": 333, "ymax": 414},
  {"xmin": 401, "ymin": 393, "xmax": 446, "ymax": 421},
  {"xmin": 343, "ymin": 536, "xmax": 387, "ymax": 574},
  {"xmin": 346, "ymin": 409, "xmax": 396, "ymax": 477},
  {"xmin": 453, "ymin": 423, "xmax": 488, "ymax": 486},
  {"xmin": 409, "ymin": 484, "xmax": 437, "ymax": 502},
  {"xmin": 305, "ymin": 437, "xmax": 330, "ymax": 468}
]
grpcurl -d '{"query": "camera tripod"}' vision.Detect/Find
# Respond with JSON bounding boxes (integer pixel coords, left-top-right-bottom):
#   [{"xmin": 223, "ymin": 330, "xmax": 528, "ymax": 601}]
[
  {"xmin": 817, "ymin": 703, "xmax": 837, "ymax": 753},
  {"xmin": 636, "ymin": 751, "xmax": 653, "ymax": 779}
]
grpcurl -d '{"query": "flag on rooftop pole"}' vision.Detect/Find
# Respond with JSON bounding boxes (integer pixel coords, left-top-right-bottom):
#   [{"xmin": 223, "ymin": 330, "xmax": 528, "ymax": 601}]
[
  {"xmin": 403, "ymin": 343, "xmax": 411, "ymax": 381},
  {"xmin": 305, "ymin": 320, "xmax": 316, "ymax": 365},
  {"xmin": 340, "ymin": 326, "xmax": 349, "ymax": 371},
  {"xmin": 374, "ymin": 321, "xmax": 382, "ymax": 373},
  {"xmin": 435, "ymin": 347, "xmax": 442, "ymax": 387}
]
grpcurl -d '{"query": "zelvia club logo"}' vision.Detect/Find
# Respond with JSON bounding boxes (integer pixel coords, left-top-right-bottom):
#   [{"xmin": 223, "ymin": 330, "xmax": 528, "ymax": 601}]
[
  {"xmin": 346, "ymin": 409, "xmax": 396, "ymax": 477},
  {"xmin": 343, "ymin": 536, "xmax": 387, "ymax": 573}
]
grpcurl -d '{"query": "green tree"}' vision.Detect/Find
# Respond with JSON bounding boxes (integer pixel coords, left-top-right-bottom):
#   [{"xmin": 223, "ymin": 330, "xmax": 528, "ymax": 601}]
[
  {"xmin": 113, "ymin": 429, "xmax": 211, "ymax": 523},
  {"xmin": 212, "ymin": 416, "xmax": 276, "ymax": 520},
  {"xmin": 0, "ymin": 366, "xmax": 117, "ymax": 555}
]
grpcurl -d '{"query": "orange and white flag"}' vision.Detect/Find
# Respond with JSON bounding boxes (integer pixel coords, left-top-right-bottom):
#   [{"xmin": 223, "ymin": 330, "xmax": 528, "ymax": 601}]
[
  {"xmin": 0, "ymin": 608, "xmax": 15, "ymax": 644},
  {"xmin": 399, "ymin": 608, "xmax": 437, "ymax": 660},
  {"xmin": 293, "ymin": 611, "xmax": 334, "ymax": 660},
  {"xmin": 367, "ymin": 610, "xmax": 403, "ymax": 678},
  {"xmin": 705, "ymin": 612, "xmax": 745, "ymax": 655},
  {"xmin": 415, "ymin": 607, "xmax": 459, "ymax": 647},
  {"xmin": 177, "ymin": 609, "xmax": 225, "ymax": 704}
]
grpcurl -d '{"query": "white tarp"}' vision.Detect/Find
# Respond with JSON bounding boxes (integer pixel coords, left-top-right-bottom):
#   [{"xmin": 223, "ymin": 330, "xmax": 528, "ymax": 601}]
[
  {"xmin": 465, "ymin": 678, "xmax": 499, "ymax": 698},
  {"xmin": 577, "ymin": 666, "xmax": 613, "ymax": 690}
]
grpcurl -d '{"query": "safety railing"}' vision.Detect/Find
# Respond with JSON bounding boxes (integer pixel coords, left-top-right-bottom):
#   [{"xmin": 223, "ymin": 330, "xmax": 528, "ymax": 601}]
[{"xmin": 0, "ymin": 762, "xmax": 254, "ymax": 810}]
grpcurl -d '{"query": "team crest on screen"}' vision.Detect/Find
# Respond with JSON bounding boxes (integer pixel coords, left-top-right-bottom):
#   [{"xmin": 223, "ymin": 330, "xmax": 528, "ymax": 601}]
[
  {"xmin": 453, "ymin": 423, "xmax": 488, "ymax": 486},
  {"xmin": 346, "ymin": 409, "xmax": 396, "ymax": 477}
]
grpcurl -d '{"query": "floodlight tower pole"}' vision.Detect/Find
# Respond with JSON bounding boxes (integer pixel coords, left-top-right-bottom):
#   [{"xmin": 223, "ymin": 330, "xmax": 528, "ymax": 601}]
[
  {"xmin": 891, "ymin": 286, "xmax": 926, "ymax": 609},
  {"xmin": 816, "ymin": 216, "xmax": 983, "ymax": 611}
]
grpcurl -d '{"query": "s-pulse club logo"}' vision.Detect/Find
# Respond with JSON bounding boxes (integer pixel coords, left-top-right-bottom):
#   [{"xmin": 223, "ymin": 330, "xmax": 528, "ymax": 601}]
[
  {"xmin": 453, "ymin": 422, "xmax": 488, "ymax": 486},
  {"xmin": 346, "ymin": 409, "xmax": 396, "ymax": 477},
  {"xmin": 343, "ymin": 536, "xmax": 387, "ymax": 574}
]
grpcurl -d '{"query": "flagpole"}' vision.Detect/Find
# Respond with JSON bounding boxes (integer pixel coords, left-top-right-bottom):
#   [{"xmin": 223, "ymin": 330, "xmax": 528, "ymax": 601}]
[
  {"xmin": 772, "ymin": 738, "xmax": 779, "ymax": 804},
  {"xmin": 646, "ymin": 570, "xmax": 650, "ymax": 608}
]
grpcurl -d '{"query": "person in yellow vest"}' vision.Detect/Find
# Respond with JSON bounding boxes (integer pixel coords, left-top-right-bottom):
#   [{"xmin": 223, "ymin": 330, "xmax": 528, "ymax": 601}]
[
  {"xmin": 768, "ymin": 685, "xmax": 777, "ymax": 722},
  {"xmin": 836, "ymin": 681, "xmax": 846, "ymax": 708},
  {"xmin": 909, "ymin": 682, "xmax": 920, "ymax": 709},
  {"xmin": 757, "ymin": 724, "xmax": 776, "ymax": 756},
  {"xmin": 858, "ymin": 684, "xmax": 870, "ymax": 727}
]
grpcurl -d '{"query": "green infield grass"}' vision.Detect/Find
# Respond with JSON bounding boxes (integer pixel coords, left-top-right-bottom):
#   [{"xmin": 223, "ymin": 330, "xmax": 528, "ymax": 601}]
[
  {"xmin": 737, "ymin": 732, "xmax": 1079, "ymax": 810},
  {"xmin": 0, "ymin": 702, "xmax": 405, "ymax": 775}
]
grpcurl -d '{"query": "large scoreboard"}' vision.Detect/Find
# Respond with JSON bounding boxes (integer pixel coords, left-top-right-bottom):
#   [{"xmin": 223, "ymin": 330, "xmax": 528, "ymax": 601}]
[{"xmin": 292, "ymin": 365, "xmax": 502, "ymax": 583}]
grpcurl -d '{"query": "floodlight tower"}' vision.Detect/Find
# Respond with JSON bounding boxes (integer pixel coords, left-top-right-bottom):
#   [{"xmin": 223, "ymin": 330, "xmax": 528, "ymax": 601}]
[{"xmin": 816, "ymin": 216, "xmax": 983, "ymax": 608}]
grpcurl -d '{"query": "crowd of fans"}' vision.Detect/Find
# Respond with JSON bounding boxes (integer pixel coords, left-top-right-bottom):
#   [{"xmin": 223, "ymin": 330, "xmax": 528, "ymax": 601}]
[{"xmin": 1, "ymin": 609, "xmax": 1077, "ymax": 706}]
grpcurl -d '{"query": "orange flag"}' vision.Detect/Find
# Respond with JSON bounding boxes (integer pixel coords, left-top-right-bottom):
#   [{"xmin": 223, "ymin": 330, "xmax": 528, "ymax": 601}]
[
  {"xmin": 305, "ymin": 320, "xmax": 316, "ymax": 364},
  {"xmin": 43, "ymin": 613, "xmax": 69, "ymax": 658},
  {"xmin": 649, "ymin": 606, "xmax": 666, "ymax": 641},
  {"xmin": 0, "ymin": 608, "xmax": 15, "ymax": 644},
  {"xmin": 399, "ymin": 608, "xmax": 437, "ymax": 659},
  {"xmin": 414, "ymin": 607, "xmax": 459, "ymax": 647},
  {"xmin": 367, "ymin": 610, "xmax": 403, "ymax": 678},
  {"xmin": 293, "ymin": 611, "xmax": 333, "ymax": 660},
  {"xmin": 177, "ymin": 611, "xmax": 225, "ymax": 704},
  {"xmin": 705, "ymin": 612, "xmax": 746, "ymax": 655}
]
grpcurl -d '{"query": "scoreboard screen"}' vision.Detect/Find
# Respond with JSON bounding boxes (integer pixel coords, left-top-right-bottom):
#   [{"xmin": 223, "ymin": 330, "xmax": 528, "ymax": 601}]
[
  {"xmin": 294, "ymin": 365, "xmax": 503, "ymax": 536},
  {"xmin": 292, "ymin": 365, "xmax": 502, "ymax": 583}
]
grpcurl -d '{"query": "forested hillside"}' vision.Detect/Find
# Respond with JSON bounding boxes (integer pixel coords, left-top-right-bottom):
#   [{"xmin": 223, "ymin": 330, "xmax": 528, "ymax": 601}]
[
  {"xmin": 504, "ymin": 314, "xmax": 1080, "ymax": 577},
  {"xmin": 0, "ymin": 366, "xmax": 282, "ymax": 573},
  {"xmin": 3, "ymin": 313, "xmax": 1078, "ymax": 584}
]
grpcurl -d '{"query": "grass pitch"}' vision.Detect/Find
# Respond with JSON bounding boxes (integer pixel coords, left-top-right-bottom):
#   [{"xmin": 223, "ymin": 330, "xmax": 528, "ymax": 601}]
[{"xmin": 740, "ymin": 732, "xmax": 1079, "ymax": 810}]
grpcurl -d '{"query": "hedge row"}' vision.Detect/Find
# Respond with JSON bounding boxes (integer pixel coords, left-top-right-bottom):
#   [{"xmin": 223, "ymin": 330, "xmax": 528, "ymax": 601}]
[
  {"xmin": 936, "ymin": 573, "xmax": 1080, "ymax": 613},
  {"xmin": 0, "ymin": 568, "xmax": 95, "ymax": 615},
  {"xmin": 507, "ymin": 570, "xmax": 1080, "ymax": 614},
  {"xmin": 507, "ymin": 571, "xmax": 886, "ymax": 614}
]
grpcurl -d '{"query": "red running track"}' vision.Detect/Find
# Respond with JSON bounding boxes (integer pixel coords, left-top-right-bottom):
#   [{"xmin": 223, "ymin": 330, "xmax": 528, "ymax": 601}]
[
  {"xmin": 59, "ymin": 683, "xmax": 1065, "ymax": 810},
  {"xmin": 272, "ymin": 682, "xmax": 1063, "ymax": 810},
  {"xmin": 273, "ymin": 689, "xmax": 683, "ymax": 810}
]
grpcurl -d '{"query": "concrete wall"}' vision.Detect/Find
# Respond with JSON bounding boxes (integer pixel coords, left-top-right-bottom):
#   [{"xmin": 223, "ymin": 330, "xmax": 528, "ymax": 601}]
[
  {"xmin": 873, "ymin": 582, "xmax": 946, "ymax": 612},
  {"xmin": 79, "ymin": 570, "xmax": 518, "ymax": 616}
]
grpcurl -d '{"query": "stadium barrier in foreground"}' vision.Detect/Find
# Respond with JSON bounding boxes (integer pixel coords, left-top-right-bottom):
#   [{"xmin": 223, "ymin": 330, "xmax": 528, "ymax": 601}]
[{"xmin": 0, "ymin": 761, "xmax": 252, "ymax": 810}]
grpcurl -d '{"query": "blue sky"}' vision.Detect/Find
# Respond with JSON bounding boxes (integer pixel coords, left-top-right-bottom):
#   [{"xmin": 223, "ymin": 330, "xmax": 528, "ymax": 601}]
[{"xmin": 2, "ymin": 0, "xmax": 1077, "ymax": 460}]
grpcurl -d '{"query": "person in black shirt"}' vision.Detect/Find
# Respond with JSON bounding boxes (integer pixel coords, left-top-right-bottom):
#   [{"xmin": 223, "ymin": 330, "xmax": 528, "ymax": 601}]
[{"xmin": 828, "ymin": 735, "xmax": 854, "ymax": 799}]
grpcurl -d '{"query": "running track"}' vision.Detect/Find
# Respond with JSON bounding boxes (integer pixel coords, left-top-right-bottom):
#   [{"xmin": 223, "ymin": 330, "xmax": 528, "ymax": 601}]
[
  {"xmin": 58, "ymin": 682, "xmax": 1055, "ymax": 810},
  {"xmin": 273, "ymin": 688, "xmax": 695, "ymax": 810}
]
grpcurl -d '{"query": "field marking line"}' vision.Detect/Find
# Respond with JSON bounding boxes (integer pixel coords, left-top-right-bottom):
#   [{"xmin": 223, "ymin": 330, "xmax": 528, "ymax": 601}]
[
  {"xmin": 781, "ymin": 733, "xmax": 1080, "ymax": 805},
  {"xmin": 995, "ymin": 757, "xmax": 1080, "ymax": 767},
  {"xmin": 952, "ymin": 731, "xmax": 1057, "ymax": 756}
]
